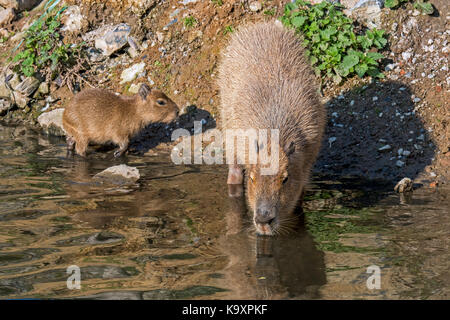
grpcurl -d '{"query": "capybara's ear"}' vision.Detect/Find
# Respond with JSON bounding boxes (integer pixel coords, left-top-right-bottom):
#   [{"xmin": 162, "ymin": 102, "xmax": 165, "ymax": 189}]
[{"xmin": 139, "ymin": 84, "xmax": 151, "ymax": 100}]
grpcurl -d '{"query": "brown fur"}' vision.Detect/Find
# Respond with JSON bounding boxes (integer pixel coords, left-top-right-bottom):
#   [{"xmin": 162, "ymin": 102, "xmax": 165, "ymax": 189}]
[
  {"xmin": 217, "ymin": 21, "xmax": 326, "ymax": 235},
  {"xmin": 62, "ymin": 84, "xmax": 179, "ymax": 156}
]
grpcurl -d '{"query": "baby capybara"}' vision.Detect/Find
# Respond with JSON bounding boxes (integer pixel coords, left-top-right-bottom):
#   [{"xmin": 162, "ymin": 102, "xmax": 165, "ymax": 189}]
[
  {"xmin": 62, "ymin": 84, "xmax": 179, "ymax": 157},
  {"xmin": 218, "ymin": 22, "xmax": 326, "ymax": 235}
]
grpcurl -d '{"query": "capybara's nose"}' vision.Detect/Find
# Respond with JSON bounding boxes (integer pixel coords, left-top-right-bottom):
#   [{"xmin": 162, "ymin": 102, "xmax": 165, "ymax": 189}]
[{"xmin": 255, "ymin": 203, "xmax": 276, "ymax": 224}]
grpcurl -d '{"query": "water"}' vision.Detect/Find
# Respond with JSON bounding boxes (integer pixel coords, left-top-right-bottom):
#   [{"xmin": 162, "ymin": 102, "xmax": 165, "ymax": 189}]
[{"xmin": 0, "ymin": 123, "xmax": 448, "ymax": 299}]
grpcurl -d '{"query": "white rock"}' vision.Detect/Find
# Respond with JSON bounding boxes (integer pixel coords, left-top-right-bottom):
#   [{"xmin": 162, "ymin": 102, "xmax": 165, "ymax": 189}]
[
  {"xmin": 95, "ymin": 23, "xmax": 131, "ymax": 56},
  {"xmin": 249, "ymin": 1, "xmax": 262, "ymax": 12},
  {"xmin": 61, "ymin": 5, "xmax": 85, "ymax": 33},
  {"xmin": 37, "ymin": 108, "xmax": 66, "ymax": 136},
  {"xmin": 94, "ymin": 164, "xmax": 140, "ymax": 185},
  {"xmin": 0, "ymin": 7, "xmax": 14, "ymax": 27},
  {"xmin": 401, "ymin": 51, "xmax": 412, "ymax": 61},
  {"xmin": 128, "ymin": 83, "xmax": 141, "ymax": 94},
  {"xmin": 402, "ymin": 150, "xmax": 411, "ymax": 157},
  {"xmin": 378, "ymin": 145, "xmax": 391, "ymax": 152},
  {"xmin": 120, "ymin": 63, "xmax": 146, "ymax": 84},
  {"xmin": 372, "ymin": 96, "xmax": 378, "ymax": 102}
]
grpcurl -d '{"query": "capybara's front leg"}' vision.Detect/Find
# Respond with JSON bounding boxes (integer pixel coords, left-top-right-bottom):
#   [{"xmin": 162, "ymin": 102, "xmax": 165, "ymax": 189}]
[
  {"xmin": 66, "ymin": 136, "xmax": 75, "ymax": 151},
  {"xmin": 227, "ymin": 164, "xmax": 243, "ymax": 197},
  {"xmin": 114, "ymin": 141, "xmax": 129, "ymax": 158}
]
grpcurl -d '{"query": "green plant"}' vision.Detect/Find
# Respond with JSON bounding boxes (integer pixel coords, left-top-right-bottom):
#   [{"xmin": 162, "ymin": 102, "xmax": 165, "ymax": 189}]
[
  {"xmin": 281, "ymin": 0, "xmax": 387, "ymax": 82},
  {"xmin": 223, "ymin": 25, "xmax": 234, "ymax": 35},
  {"xmin": 11, "ymin": 8, "xmax": 82, "ymax": 80},
  {"xmin": 211, "ymin": 0, "xmax": 223, "ymax": 6},
  {"xmin": 385, "ymin": 0, "xmax": 434, "ymax": 15},
  {"xmin": 184, "ymin": 16, "xmax": 198, "ymax": 28},
  {"xmin": 413, "ymin": 1, "xmax": 434, "ymax": 14},
  {"xmin": 264, "ymin": 8, "xmax": 276, "ymax": 16}
]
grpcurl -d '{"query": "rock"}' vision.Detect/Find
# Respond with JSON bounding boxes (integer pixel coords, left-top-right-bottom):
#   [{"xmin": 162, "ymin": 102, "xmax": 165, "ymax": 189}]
[
  {"xmin": 0, "ymin": 98, "xmax": 11, "ymax": 114},
  {"xmin": 14, "ymin": 76, "xmax": 40, "ymax": 96},
  {"xmin": 0, "ymin": 71, "xmax": 20, "ymax": 98},
  {"xmin": 128, "ymin": 83, "xmax": 142, "ymax": 94},
  {"xmin": 348, "ymin": 0, "xmax": 382, "ymax": 28},
  {"xmin": 13, "ymin": 92, "xmax": 29, "ymax": 108},
  {"xmin": 187, "ymin": 30, "xmax": 202, "ymax": 43},
  {"xmin": 85, "ymin": 47, "xmax": 105, "ymax": 62},
  {"xmin": 402, "ymin": 150, "xmax": 411, "ymax": 157},
  {"xmin": 94, "ymin": 23, "xmax": 131, "ymax": 56},
  {"xmin": 120, "ymin": 62, "xmax": 146, "ymax": 84},
  {"xmin": 0, "ymin": 0, "xmax": 42, "ymax": 13},
  {"xmin": 378, "ymin": 145, "xmax": 391, "ymax": 152},
  {"xmin": 394, "ymin": 177, "xmax": 413, "ymax": 193},
  {"xmin": 249, "ymin": 1, "xmax": 262, "ymax": 12},
  {"xmin": 93, "ymin": 164, "xmax": 140, "ymax": 185},
  {"xmin": 38, "ymin": 82, "xmax": 49, "ymax": 95},
  {"xmin": 396, "ymin": 160, "xmax": 405, "ymax": 168},
  {"xmin": 60, "ymin": 5, "xmax": 86, "ymax": 34},
  {"xmin": 156, "ymin": 31, "xmax": 164, "ymax": 43},
  {"xmin": 37, "ymin": 108, "xmax": 66, "ymax": 136},
  {"xmin": 328, "ymin": 137, "xmax": 336, "ymax": 147},
  {"xmin": 127, "ymin": 36, "xmax": 141, "ymax": 58},
  {"xmin": 0, "ymin": 8, "xmax": 15, "ymax": 27}
]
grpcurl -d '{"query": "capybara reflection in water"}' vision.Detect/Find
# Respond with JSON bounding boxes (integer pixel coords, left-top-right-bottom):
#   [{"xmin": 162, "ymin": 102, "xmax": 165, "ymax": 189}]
[
  {"xmin": 62, "ymin": 84, "xmax": 179, "ymax": 157},
  {"xmin": 218, "ymin": 22, "xmax": 325, "ymax": 235}
]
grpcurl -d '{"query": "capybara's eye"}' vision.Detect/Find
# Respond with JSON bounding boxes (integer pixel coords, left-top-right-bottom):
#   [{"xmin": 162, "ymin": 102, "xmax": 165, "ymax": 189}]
[
  {"xmin": 156, "ymin": 99, "xmax": 167, "ymax": 106},
  {"xmin": 282, "ymin": 176, "xmax": 288, "ymax": 184}
]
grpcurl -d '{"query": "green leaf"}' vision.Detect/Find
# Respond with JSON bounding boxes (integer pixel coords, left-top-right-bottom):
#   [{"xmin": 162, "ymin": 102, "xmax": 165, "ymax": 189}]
[
  {"xmin": 355, "ymin": 63, "xmax": 368, "ymax": 77},
  {"xmin": 340, "ymin": 54, "xmax": 359, "ymax": 71},
  {"xmin": 366, "ymin": 52, "xmax": 384, "ymax": 60},
  {"xmin": 414, "ymin": 1, "xmax": 434, "ymax": 15},
  {"xmin": 385, "ymin": 0, "xmax": 399, "ymax": 8},
  {"xmin": 292, "ymin": 16, "xmax": 307, "ymax": 28}
]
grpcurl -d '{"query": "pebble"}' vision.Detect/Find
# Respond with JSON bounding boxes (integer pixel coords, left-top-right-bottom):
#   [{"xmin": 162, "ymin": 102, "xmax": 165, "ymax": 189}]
[
  {"xmin": 378, "ymin": 145, "xmax": 391, "ymax": 152},
  {"xmin": 396, "ymin": 160, "xmax": 405, "ymax": 168},
  {"xmin": 328, "ymin": 137, "xmax": 337, "ymax": 148},
  {"xmin": 372, "ymin": 96, "xmax": 378, "ymax": 102},
  {"xmin": 249, "ymin": 1, "xmax": 262, "ymax": 12}
]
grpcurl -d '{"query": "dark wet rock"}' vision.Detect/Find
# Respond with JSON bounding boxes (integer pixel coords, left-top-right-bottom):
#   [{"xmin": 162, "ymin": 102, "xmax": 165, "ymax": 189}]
[
  {"xmin": 93, "ymin": 164, "xmax": 140, "ymax": 185},
  {"xmin": 37, "ymin": 108, "xmax": 65, "ymax": 136},
  {"xmin": 94, "ymin": 23, "xmax": 131, "ymax": 56}
]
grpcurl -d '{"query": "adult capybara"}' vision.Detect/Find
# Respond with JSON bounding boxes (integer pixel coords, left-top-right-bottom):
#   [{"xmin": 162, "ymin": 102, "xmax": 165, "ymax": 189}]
[
  {"xmin": 62, "ymin": 84, "xmax": 179, "ymax": 157},
  {"xmin": 218, "ymin": 21, "xmax": 325, "ymax": 235}
]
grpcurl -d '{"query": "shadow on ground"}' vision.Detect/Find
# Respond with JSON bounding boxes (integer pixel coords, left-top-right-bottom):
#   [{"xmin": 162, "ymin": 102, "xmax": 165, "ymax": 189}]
[{"xmin": 315, "ymin": 80, "xmax": 436, "ymax": 184}]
